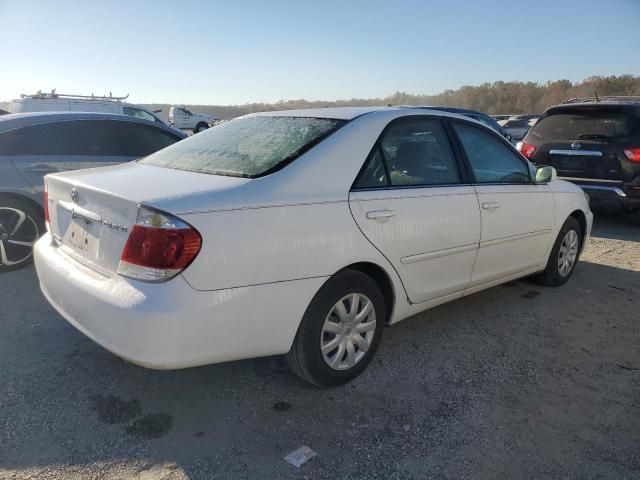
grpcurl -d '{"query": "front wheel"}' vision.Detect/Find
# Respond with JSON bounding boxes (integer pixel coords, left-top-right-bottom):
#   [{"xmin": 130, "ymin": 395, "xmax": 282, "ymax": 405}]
[
  {"xmin": 534, "ymin": 216, "xmax": 582, "ymax": 286},
  {"xmin": 286, "ymin": 269, "xmax": 386, "ymax": 387},
  {"xmin": 0, "ymin": 198, "xmax": 44, "ymax": 272}
]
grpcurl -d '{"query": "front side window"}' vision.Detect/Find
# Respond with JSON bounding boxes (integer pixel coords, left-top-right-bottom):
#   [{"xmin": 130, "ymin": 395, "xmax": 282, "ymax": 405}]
[
  {"xmin": 124, "ymin": 124, "xmax": 181, "ymax": 156},
  {"xmin": 141, "ymin": 116, "xmax": 346, "ymax": 178},
  {"xmin": 354, "ymin": 118, "xmax": 460, "ymax": 188},
  {"xmin": 470, "ymin": 115, "xmax": 500, "ymax": 133},
  {"xmin": 123, "ymin": 106, "xmax": 160, "ymax": 123},
  {"xmin": 453, "ymin": 122, "xmax": 532, "ymax": 184}
]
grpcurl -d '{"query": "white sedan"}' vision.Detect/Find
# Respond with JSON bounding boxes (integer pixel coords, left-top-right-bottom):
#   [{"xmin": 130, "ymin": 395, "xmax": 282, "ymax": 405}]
[{"xmin": 34, "ymin": 107, "xmax": 592, "ymax": 386}]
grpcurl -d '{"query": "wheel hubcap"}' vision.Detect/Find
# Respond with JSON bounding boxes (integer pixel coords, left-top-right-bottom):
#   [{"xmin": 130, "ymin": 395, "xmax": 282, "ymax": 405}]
[
  {"xmin": 321, "ymin": 293, "xmax": 376, "ymax": 371},
  {"xmin": 0, "ymin": 207, "xmax": 39, "ymax": 266},
  {"xmin": 557, "ymin": 229, "xmax": 579, "ymax": 277}
]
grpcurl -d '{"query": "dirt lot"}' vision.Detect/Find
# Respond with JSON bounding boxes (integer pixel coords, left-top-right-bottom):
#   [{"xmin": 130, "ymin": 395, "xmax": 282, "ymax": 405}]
[{"xmin": 1, "ymin": 213, "xmax": 638, "ymax": 480}]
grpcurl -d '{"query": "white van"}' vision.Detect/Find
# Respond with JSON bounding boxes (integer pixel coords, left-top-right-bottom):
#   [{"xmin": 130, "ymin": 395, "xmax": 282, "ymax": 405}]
[
  {"xmin": 8, "ymin": 91, "xmax": 175, "ymax": 129},
  {"xmin": 168, "ymin": 105, "xmax": 217, "ymax": 133}
]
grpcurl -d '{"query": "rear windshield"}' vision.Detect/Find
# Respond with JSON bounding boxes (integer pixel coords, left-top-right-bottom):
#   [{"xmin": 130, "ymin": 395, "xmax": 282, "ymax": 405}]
[
  {"xmin": 530, "ymin": 110, "xmax": 640, "ymax": 141},
  {"xmin": 141, "ymin": 116, "xmax": 347, "ymax": 178}
]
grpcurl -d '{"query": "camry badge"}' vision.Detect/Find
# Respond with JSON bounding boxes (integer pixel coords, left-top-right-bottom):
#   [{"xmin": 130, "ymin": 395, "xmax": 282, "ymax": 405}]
[
  {"xmin": 571, "ymin": 142, "xmax": 581, "ymax": 150},
  {"xmin": 70, "ymin": 188, "xmax": 79, "ymax": 203}
]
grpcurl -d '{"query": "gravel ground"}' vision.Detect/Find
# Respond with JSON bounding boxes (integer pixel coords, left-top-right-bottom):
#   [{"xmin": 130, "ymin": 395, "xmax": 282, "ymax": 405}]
[{"xmin": 1, "ymin": 213, "xmax": 638, "ymax": 480}]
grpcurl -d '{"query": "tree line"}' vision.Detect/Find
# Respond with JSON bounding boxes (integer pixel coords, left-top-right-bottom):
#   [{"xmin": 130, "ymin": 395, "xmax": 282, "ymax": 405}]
[
  {"xmin": 2, "ymin": 75, "xmax": 638, "ymax": 120},
  {"xmin": 139, "ymin": 75, "xmax": 640, "ymax": 120}
]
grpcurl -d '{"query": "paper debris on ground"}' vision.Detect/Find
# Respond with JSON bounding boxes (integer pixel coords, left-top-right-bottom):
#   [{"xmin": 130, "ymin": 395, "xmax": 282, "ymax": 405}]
[{"xmin": 284, "ymin": 445, "xmax": 318, "ymax": 468}]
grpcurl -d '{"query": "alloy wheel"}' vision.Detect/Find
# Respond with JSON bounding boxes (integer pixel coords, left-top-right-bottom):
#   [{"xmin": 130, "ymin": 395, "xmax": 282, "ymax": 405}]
[
  {"xmin": 0, "ymin": 207, "xmax": 40, "ymax": 266},
  {"xmin": 557, "ymin": 229, "xmax": 579, "ymax": 277},
  {"xmin": 320, "ymin": 293, "xmax": 377, "ymax": 370}
]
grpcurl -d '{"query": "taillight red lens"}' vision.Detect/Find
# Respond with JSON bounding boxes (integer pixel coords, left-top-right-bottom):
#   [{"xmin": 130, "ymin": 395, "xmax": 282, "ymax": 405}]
[
  {"xmin": 117, "ymin": 207, "xmax": 202, "ymax": 282},
  {"xmin": 43, "ymin": 191, "xmax": 50, "ymax": 229},
  {"xmin": 121, "ymin": 225, "xmax": 201, "ymax": 270},
  {"xmin": 519, "ymin": 143, "xmax": 536, "ymax": 159},
  {"xmin": 623, "ymin": 148, "xmax": 640, "ymax": 162}
]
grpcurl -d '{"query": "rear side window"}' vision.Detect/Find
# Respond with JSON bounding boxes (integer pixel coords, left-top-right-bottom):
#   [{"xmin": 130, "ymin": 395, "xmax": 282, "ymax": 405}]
[
  {"xmin": 354, "ymin": 118, "xmax": 460, "ymax": 188},
  {"xmin": 0, "ymin": 120, "xmax": 180, "ymax": 156},
  {"xmin": 453, "ymin": 122, "xmax": 532, "ymax": 184},
  {"xmin": 141, "ymin": 116, "xmax": 346, "ymax": 178},
  {"xmin": 530, "ymin": 110, "xmax": 640, "ymax": 141}
]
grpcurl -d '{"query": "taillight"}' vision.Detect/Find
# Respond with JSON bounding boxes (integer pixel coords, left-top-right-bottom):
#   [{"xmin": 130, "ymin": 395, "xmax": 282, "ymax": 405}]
[
  {"xmin": 117, "ymin": 206, "xmax": 202, "ymax": 282},
  {"xmin": 623, "ymin": 148, "xmax": 640, "ymax": 162},
  {"xmin": 43, "ymin": 190, "xmax": 50, "ymax": 231},
  {"xmin": 517, "ymin": 142, "xmax": 536, "ymax": 159}
]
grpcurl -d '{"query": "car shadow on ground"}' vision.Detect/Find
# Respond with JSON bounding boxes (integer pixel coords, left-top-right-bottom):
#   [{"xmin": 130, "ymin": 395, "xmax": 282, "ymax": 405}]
[
  {"xmin": 1, "ymin": 248, "xmax": 639, "ymax": 478},
  {"xmin": 590, "ymin": 210, "xmax": 639, "ymax": 241}
]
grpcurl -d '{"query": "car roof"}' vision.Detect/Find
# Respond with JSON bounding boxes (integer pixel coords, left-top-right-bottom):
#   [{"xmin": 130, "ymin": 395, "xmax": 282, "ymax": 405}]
[
  {"xmin": 545, "ymin": 102, "xmax": 640, "ymax": 115},
  {"xmin": 0, "ymin": 111, "xmax": 186, "ymax": 137},
  {"xmin": 406, "ymin": 106, "xmax": 494, "ymax": 118},
  {"xmin": 247, "ymin": 106, "xmax": 481, "ymax": 121}
]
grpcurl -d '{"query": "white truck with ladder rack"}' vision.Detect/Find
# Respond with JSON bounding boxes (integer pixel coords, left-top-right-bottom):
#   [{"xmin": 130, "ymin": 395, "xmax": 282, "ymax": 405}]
[{"xmin": 8, "ymin": 90, "xmax": 179, "ymax": 131}]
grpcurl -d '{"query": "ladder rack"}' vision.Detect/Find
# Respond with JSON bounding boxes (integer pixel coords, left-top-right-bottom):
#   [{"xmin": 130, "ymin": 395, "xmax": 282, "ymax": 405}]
[{"xmin": 20, "ymin": 89, "xmax": 129, "ymax": 102}]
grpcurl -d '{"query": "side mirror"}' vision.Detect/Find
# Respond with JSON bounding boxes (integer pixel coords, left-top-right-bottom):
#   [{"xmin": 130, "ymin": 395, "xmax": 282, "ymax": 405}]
[{"xmin": 535, "ymin": 165, "xmax": 557, "ymax": 183}]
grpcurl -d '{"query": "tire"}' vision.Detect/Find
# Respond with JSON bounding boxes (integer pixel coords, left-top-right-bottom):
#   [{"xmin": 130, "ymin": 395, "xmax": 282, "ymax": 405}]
[
  {"xmin": 0, "ymin": 198, "xmax": 44, "ymax": 273},
  {"xmin": 286, "ymin": 269, "xmax": 386, "ymax": 387},
  {"xmin": 630, "ymin": 210, "xmax": 640, "ymax": 227},
  {"xmin": 533, "ymin": 216, "xmax": 582, "ymax": 287},
  {"xmin": 194, "ymin": 123, "xmax": 209, "ymax": 133}
]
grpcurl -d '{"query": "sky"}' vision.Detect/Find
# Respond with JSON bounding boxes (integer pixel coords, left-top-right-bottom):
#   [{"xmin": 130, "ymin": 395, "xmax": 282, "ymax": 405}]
[{"xmin": 1, "ymin": 0, "xmax": 639, "ymax": 105}]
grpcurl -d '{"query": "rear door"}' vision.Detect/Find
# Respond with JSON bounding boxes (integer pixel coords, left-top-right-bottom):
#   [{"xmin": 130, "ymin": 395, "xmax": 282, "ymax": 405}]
[
  {"xmin": 451, "ymin": 121, "xmax": 553, "ymax": 287},
  {"xmin": 8, "ymin": 120, "xmax": 134, "ymax": 194},
  {"xmin": 8, "ymin": 120, "xmax": 181, "ymax": 194},
  {"xmin": 349, "ymin": 116, "xmax": 481, "ymax": 304}
]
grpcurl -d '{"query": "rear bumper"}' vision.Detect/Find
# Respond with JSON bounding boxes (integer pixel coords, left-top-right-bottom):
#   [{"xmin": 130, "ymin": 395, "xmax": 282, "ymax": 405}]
[
  {"xmin": 573, "ymin": 183, "xmax": 640, "ymax": 210},
  {"xmin": 34, "ymin": 234, "xmax": 326, "ymax": 369}
]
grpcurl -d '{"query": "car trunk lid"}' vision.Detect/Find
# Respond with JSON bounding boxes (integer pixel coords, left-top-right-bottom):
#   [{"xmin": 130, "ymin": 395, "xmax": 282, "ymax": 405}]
[
  {"xmin": 544, "ymin": 140, "xmax": 619, "ymax": 179},
  {"xmin": 45, "ymin": 162, "xmax": 251, "ymax": 276}
]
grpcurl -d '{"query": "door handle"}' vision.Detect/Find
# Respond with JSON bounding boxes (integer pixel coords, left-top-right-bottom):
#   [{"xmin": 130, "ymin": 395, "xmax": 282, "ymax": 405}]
[
  {"xmin": 24, "ymin": 164, "xmax": 58, "ymax": 173},
  {"xmin": 366, "ymin": 210, "xmax": 396, "ymax": 220},
  {"xmin": 481, "ymin": 202, "xmax": 500, "ymax": 211}
]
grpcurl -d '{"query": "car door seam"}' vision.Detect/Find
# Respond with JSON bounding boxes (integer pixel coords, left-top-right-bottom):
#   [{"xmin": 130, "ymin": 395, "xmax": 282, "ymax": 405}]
[{"xmin": 346, "ymin": 193, "xmax": 412, "ymax": 305}]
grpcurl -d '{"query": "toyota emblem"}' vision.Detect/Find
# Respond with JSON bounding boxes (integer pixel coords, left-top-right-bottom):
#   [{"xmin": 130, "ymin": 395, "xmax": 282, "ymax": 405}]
[
  {"xmin": 71, "ymin": 188, "xmax": 79, "ymax": 203},
  {"xmin": 571, "ymin": 142, "xmax": 581, "ymax": 150}
]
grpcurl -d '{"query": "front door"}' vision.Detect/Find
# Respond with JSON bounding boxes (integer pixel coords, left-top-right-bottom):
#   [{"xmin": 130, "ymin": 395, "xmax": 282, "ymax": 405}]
[
  {"xmin": 349, "ymin": 116, "xmax": 481, "ymax": 304},
  {"xmin": 450, "ymin": 121, "xmax": 553, "ymax": 287}
]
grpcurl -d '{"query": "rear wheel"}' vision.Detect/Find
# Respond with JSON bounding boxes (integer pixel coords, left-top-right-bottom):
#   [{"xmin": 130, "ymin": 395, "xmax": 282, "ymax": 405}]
[
  {"xmin": 534, "ymin": 216, "xmax": 582, "ymax": 286},
  {"xmin": 286, "ymin": 269, "xmax": 386, "ymax": 387},
  {"xmin": 194, "ymin": 122, "xmax": 209, "ymax": 133},
  {"xmin": 0, "ymin": 198, "xmax": 43, "ymax": 272}
]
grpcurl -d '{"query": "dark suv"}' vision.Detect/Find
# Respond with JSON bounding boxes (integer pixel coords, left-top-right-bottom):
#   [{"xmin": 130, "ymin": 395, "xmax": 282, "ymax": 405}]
[{"xmin": 518, "ymin": 98, "xmax": 640, "ymax": 222}]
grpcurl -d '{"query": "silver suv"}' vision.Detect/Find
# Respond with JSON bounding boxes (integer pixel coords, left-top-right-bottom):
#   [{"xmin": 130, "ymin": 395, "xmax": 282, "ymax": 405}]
[{"xmin": 0, "ymin": 112, "xmax": 186, "ymax": 271}]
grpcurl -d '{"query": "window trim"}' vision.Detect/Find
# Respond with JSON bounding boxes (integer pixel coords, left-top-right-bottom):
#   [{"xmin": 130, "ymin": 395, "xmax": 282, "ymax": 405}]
[
  {"xmin": 447, "ymin": 118, "xmax": 535, "ymax": 186},
  {"xmin": 351, "ymin": 115, "xmax": 471, "ymax": 192}
]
